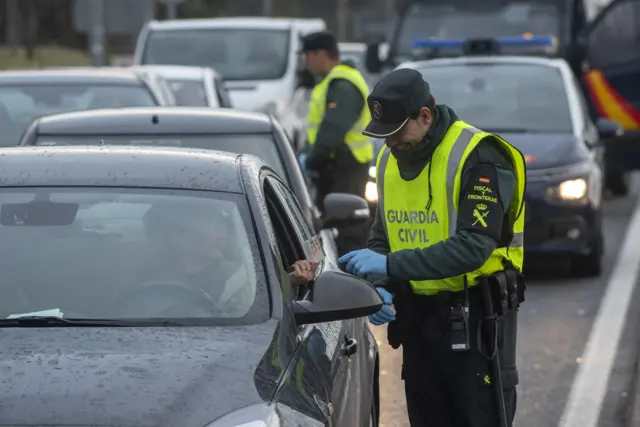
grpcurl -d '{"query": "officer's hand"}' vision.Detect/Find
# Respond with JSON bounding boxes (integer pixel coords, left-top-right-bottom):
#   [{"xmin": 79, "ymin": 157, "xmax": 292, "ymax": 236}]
[
  {"xmin": 369, "ymin": 287, "xmax": 395, "ymax": 326},
  {"xmin": 298, "ymin": 153, "xmax": 308, "ymax": 171},
  {"xmin": 339, "ymin": 249, "xmax": 387, "ymax": 278}
]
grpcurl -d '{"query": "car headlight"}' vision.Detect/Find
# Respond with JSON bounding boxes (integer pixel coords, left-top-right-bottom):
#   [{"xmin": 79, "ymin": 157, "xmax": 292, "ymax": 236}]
[
  {"xmin": 368, "ymin": 166, "xmax": 376, "ymax": 179},
  {"xmin": 365, "ymin": 181, "xmax": 378, "ymax": 202},
  {"xmin": 206, "ymin": 404, "xmax": 280, "ymax": 427},
  {"xmin": 547, "ymin": 178, "xmax": 588, "ymax": 201}
]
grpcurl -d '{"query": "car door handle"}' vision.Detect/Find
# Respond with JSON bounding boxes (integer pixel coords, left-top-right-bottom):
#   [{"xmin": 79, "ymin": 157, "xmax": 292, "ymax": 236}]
[{"xmin": 342, "ymin": 336, "xmax": 357, "ymax": 357}]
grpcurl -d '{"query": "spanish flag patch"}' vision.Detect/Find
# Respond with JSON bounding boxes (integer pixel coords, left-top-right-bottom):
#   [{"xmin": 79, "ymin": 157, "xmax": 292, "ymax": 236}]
[{"xmin": 479, "ymin": 176, "xmax": 490, "ymax": 184}]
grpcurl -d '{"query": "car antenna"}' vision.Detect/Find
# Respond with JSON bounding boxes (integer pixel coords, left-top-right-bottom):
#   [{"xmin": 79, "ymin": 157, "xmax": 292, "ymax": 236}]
[{"xmin": 151, "ymin": 114, "xmax": 159, "ymax": 124}]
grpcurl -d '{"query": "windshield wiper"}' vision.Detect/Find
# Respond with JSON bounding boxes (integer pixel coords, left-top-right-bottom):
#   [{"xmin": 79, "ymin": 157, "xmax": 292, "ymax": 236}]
[{"xmin": 0, "ymin": 316, "xmax": 166, "ymax": 327}]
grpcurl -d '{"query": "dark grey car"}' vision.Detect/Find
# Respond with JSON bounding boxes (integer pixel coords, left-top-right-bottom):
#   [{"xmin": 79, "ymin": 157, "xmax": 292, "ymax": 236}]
[{"xmin": 0, "ymin": 146, "xmax": 381, "ymax": 426}]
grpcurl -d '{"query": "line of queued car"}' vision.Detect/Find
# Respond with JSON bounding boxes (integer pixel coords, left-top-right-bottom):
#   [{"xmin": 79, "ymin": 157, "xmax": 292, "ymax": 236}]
[
  {"xmin": 0, "ymin": 20, "xmax": 386, "ymax": 426},
  {"xmin": 0, "ymin": 16, "xmax": 629, "ymax": 427}
]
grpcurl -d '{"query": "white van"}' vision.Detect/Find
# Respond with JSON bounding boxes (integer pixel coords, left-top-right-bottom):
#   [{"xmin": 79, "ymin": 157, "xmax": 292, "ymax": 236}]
[{"xmin": 133, "ymin": 17, "xmax": 326, "ymax": 150}]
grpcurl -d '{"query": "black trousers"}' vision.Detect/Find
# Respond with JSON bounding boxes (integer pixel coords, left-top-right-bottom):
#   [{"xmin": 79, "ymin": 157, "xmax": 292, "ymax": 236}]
[
  {"xmin": 313, "ymin": 154, "xmax": 370, "ymax": 256},
  {"xmin": 399, "ymin": 291, "xmax": 519, "ymax": 427}
]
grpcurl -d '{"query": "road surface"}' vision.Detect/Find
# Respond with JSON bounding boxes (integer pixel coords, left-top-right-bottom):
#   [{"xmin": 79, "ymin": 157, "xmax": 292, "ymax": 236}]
[{"xmin": 373, "ymin": 175, "xmax": 640, "ymax": 427}]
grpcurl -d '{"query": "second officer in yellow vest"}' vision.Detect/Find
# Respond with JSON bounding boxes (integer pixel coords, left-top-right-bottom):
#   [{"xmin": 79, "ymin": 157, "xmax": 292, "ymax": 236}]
[
  {"xmin": 300, "ymin": 31, "xmax": 374, "ymax": 255},
  {"xmin": 339, "ymin": 69, "xmax": 527, "ymax": 427}
]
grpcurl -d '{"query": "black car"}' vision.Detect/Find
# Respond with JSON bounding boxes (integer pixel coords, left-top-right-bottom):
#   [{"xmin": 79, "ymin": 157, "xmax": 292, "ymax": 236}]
[
  {"xmin": 0, "ymin": 145, "xmax": 381, "ymax": 426},
  {"xmin": 0, "ymin": 67, "xmax": 176, "ymax": 146},
  {"xmin": 396, "ymin": 55, "xmax": 622, "ymax": 276},
  {"xmin": 18, "ymin": 107, "xmax": 341, "ymax": 262}
]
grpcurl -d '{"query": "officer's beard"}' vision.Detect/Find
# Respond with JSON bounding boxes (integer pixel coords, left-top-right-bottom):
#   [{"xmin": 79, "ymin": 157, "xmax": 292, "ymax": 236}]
[{"xmin": 390, "ymin": 137, "xmax": 428, "ymax": 163}]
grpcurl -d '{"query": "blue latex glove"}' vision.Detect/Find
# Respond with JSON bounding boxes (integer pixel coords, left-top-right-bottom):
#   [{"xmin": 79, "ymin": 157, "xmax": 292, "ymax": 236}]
[
  {"xmin": 369, "ymin": 287, "xmax": 396, "ymax": 325},
  {"xmin": 298, "ymin": 153, "xmax": 308, "ymax": 171},
  {"xmin": 339, "ymin": 249, "xmax": 387, "ymax": 278}
]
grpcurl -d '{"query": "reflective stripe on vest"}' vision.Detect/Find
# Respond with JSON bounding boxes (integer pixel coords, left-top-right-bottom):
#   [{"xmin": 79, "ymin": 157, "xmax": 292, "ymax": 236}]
[
  {"xmin": 306, "ymin": 64, "xmax": 374, "ymax": 164},
  {"xmin": 376, "ymin": 121, "xmax": 526, "ymax": 295}
]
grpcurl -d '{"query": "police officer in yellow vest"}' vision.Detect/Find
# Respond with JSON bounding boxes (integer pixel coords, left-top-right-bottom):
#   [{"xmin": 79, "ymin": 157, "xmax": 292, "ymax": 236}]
[
  {"xmin": 339, "ymin": 69, "xmax": 527, "ymax": 427},
  {"xmin": 299, "ymin": 31, "xmax": 375, "ymax": 255}
]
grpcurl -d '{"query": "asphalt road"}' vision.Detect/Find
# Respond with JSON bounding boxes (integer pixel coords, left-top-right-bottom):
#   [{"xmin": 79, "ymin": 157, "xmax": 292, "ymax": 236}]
[{"xmin": 373, "ymin": 175, "xmax": 640, "ymax": 427}]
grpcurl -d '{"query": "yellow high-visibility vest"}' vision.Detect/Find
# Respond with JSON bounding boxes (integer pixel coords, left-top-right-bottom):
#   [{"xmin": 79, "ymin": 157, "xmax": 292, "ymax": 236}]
[
  {"xmin": 376, "ymin": 120, "xmax": 526, "ymax": 295},
  {"xmin": 306, "ymin": 64, "xmax": 374, "ymax": 164}
]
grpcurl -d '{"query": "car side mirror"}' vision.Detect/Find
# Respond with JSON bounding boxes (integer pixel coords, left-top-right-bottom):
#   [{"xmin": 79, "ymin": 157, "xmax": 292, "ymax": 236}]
[
  {"xmin": 596, "ymin": 118, "xmax": 623, "ymax": 139},
  {"xmin": 293, "ymin": 270, "xmax": 383, "ymax": 324},
  {"xmin": 297, "ymin": 68, "xmax": 316, "ymax": 89},
  {"xmin": 365, "ymin": 42, "xmax": 383, "ymax": 74},
  {"xmin": 321, "ymin": 193, "xmax": 370, "ymax": 229}
]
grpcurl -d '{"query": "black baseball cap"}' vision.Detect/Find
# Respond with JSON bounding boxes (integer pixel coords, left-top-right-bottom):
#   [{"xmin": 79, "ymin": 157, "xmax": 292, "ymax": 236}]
[
  {"xmin": 363, "ymin": 68, "xmax": 432, "ymax": 138},
  {"xmin": 300, "ymin": 31, "xmax": 338, "ymax": 53}
]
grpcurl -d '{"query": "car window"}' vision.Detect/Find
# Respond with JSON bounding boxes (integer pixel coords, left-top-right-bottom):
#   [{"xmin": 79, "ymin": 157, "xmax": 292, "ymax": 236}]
[
  {"xmin": 167, "ymin": 79, "xmax": 208, "ymax": 107},
  {"xmin": 142, "ymin": 28, "xmax": 291, "ymax": 81},
  {"xmin": 0, "ymin": 187, "xmax": 268, "ymax": 324},
  {"xmin": 0, "ymin": 84, "xmax": 157, "ymax": 146},
  {"xmin": 267, "ymin": 177, "xmax": 324, "ymax": 263},
  {"xmin": 263, "ymin": 178, "xmax": 306, "ymax": 271},
  {"xmin": 416, "ymin": 63, "xmax": 572, "ymax": 133},
  {"xmin": 154, "ymin": 75, "xmax": 177, "ymax": 105},
  {"xmin": 263, "ymin": 176, "xmax": 320, "ymax": 302},
  {"xmin": 34, "ymin": 133, "xmax": 288, "ymax": 179}
]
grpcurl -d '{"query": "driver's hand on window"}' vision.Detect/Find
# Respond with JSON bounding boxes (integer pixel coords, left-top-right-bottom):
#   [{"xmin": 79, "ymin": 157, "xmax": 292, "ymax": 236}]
[{"xmin": 289, "ymin": 260, "xmax": 318, "ymax": 287}]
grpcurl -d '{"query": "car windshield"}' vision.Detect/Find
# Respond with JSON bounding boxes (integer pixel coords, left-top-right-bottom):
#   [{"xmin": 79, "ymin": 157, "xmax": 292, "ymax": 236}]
[
  {"xmin": 416, "ymin": 63, "xmax": 573, "ymax": 133},
  {"xmin": 395, "ymin": 2, "xmax": 561, "ymax": 58},
  {"xmin": 34, "ymin": 133, "xmax": 288, "ymax": 179},
  {"xmin": 167, "ymin": 79, "xmax": 208, "ymax": 107},
  {"xmin": 0, "ymin": 188, "xmax": 268, "ymax": 324},
  {"xmin": 142, "ymin": 29, "xmax": 290, "ymax": 81},
  {"xmin": 0, "ymin": 84, "xmax": 157, "ymax": 146}
]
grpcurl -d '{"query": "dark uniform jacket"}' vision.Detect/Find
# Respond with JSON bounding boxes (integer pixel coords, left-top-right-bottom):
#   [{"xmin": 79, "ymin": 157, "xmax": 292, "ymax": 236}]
[
  {"xmin": 368, "ymin": 105, "xmax": 517, "ymax": 286},
  {"xmin": 304, "ymin": 62, "xmax": 369, "ymax": 201}
]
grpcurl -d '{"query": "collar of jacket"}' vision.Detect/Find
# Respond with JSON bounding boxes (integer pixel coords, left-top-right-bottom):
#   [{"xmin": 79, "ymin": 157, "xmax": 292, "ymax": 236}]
[{"xmin": 397, "ymin": 104, "xmax": 458, "ymax": 180}]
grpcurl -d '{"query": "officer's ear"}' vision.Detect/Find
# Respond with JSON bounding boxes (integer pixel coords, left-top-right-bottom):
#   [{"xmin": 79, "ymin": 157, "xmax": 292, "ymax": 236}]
[{"xmin": 418, "ymin": 107, "xmax": 433, "ymax": 127}]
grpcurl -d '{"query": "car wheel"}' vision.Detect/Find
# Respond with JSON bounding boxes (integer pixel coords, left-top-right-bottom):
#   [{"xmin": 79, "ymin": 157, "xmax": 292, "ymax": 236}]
[
  {"xmin": 570, "ymin": 231, "xmax": 603, "ymax": 277},
  {"xmin": 606, "ymin": 171, "xmax": 630, "ymax": 197}
]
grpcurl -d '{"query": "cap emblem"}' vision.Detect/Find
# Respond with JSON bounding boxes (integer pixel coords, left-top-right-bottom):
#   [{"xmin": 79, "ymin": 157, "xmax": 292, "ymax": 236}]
[{"xmin": 371, "ymin": 101, "xmax": 382, "ymax": 119}]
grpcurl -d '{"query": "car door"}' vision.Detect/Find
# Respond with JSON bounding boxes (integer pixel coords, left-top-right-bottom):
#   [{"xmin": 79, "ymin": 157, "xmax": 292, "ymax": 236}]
[
  {"xmin": 582, "ymin": 0, "xmax": 640, "ymax": 170},
  {"xmin": 264, "ymin": 174, "xmax": 362, "ymax": 427}
]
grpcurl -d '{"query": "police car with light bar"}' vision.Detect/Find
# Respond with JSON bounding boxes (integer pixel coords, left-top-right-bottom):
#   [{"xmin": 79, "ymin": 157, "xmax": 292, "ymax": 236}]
[
  {"xmin": 365, "ymin": 0, "xmax": 640, "ymax": 198},
  {"xmin": 393, "ymin": 36, "xmax": 623, "ymax": 277}
]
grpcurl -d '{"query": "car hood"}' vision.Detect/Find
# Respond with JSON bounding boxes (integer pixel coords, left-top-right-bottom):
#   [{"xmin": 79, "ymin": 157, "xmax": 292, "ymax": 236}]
[
  {"xmin": 496, "ymin": 132, "xmax": 588, "ymax": 170},
  {"xmin": 0, "ymin": 320, "xmax": 280, "ymax": 426}
]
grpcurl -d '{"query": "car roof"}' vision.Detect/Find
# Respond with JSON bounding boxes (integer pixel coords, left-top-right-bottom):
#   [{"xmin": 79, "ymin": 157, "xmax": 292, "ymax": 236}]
[
  {"xmin": 0, "ymin": 67, "xmax": 146, "ymax": 85},
  {"xmin": 134, "ymin": 65, "xmax": 218, "ymax": 80},
  {"xmin": 34, "ymin": 107, "xmax": 274, "ymax": 135},
  {"xmin": 398, "ymin": 55, "xmax": 565, "ymax": 70},
  {"xmin": 146, "ymin": 17, "xmax": 309, "ymax": 31},
  {"xmin": 0, "ymin": 146, "xmax": 249, "ymax": 192}
]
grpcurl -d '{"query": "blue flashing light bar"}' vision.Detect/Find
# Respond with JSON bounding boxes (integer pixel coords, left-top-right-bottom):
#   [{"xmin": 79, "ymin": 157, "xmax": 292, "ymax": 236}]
[{"xmin": 412, "ymin": 35, "xmax": 555, "ymax": 49}]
